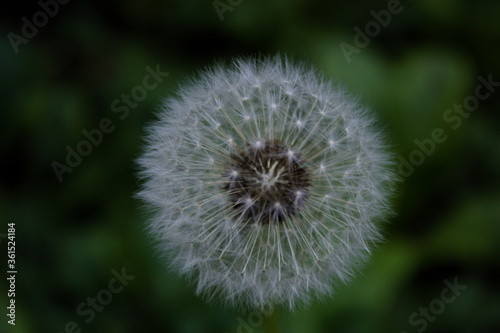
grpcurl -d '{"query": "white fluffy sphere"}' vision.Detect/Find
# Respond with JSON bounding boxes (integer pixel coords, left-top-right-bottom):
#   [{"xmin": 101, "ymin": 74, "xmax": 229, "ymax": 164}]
[{"xmin": 137, "ymin": 56, "xmax": 395, "ymax": 310}]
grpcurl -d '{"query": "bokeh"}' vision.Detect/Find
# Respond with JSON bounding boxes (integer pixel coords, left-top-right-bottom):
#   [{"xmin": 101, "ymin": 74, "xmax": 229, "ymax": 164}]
[{"xmin": 1, "ymin": 0, "xmax": 499, "ymax": 332}]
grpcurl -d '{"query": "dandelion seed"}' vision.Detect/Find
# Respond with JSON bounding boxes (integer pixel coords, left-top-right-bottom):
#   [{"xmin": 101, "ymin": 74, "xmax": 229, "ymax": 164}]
[{"xmin": 136, "ymin": 55, "xmax": 396, "ymax": 310}]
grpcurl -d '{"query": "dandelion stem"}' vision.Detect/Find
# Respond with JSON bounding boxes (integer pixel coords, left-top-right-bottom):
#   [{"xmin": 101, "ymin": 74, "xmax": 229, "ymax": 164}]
[{"xmin": 263, "ymin": 310, "xmax": 279, "ymax": 333}]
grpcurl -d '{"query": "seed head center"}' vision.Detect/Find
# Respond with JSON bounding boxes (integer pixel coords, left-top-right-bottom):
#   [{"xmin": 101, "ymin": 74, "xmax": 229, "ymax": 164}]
[
  {"xmin": 223, "ymin": 140, "xmax": 311, "ymax": 224},
  {"xmin": 254, "ymin": 160, "xmax": 286, "ymax": 191}
]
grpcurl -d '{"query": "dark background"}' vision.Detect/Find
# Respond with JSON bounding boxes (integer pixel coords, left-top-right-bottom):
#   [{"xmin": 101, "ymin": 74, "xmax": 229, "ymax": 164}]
[{"xmin": 1, "ymin": 0, "xmax": 499, "ymax": 332}]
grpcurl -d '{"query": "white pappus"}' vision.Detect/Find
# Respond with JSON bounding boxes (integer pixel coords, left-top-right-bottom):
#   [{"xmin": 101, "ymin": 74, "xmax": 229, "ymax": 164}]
[{"xmin": 136, "ymin": 55, "xmax": 396, "ymax": 310}]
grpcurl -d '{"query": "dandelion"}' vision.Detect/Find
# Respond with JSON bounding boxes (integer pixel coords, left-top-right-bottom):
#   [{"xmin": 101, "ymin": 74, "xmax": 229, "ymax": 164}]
[{"xmin": 137, "ymin": 56, "xmax": 396, "ymax": 310}]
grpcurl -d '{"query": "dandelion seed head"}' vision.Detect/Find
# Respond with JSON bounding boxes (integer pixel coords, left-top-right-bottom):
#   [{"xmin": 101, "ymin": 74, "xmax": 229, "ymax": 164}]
[{"xmin": 137, "ymin": 55, "xmax": 396, "ymax": 310}]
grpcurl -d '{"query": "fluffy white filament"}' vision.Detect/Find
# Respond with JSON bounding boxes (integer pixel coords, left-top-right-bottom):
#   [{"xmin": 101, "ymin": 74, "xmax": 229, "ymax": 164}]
[{"xmin": 137, "ymin": 56, "xmax": 395, "ymax": 310}]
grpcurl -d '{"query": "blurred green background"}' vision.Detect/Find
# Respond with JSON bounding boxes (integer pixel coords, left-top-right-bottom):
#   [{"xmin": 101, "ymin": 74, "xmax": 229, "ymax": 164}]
[{"xmin": 1, "ymin": 0, "xmax": 500, "ymax": 332}]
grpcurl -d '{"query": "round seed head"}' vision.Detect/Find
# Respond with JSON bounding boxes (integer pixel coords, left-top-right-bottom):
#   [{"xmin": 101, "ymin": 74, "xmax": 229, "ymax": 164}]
[{"xmin": 137, "ymin": 56, "xmax": 396, "ymax": 310}]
